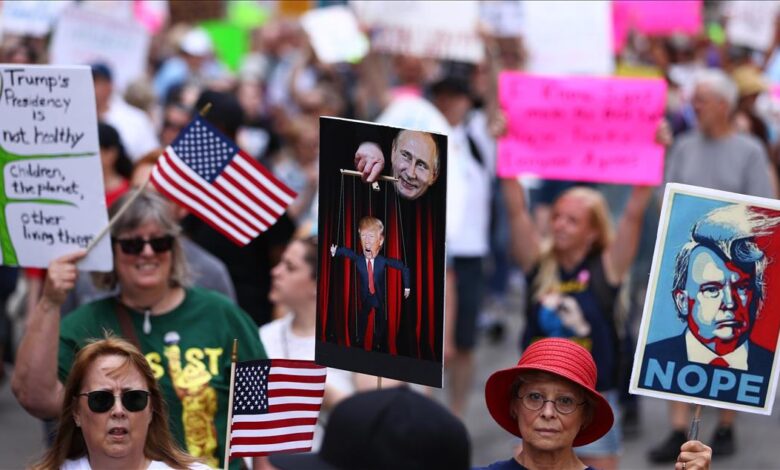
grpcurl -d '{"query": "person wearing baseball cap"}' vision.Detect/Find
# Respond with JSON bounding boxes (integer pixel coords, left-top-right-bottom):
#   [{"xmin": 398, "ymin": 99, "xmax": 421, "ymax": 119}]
[{"xmin": 478, "ymin": 338, "xmax": 712, "ymax": 470}]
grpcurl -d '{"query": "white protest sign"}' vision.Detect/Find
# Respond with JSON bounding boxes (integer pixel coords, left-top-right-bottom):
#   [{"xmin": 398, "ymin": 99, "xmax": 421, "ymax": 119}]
[
  {"xmin": 0, "ymin": 65, "xmax": 112, "ymax": 270},
  {"xmin": 351, "ymin": 0, "xmax": 484, "ymax": 64},
  {"xmin": 480, "ymin": 0, "xmax": 526, "ymax": 37},
  {"xmin": 301, "ymin": 5, "xmax": 368, "ymax": 64},
  {"xmin": 1, "ymin": 0, "xmax": 73, "ymax": 37},
  {"xmin": 49, "ymin": 6, "xmax": 150, "ymax": 92},
  {"xmin": 523, "ymin": 0, "xmax": 614, "ymax": 76},
  {"xmin": 725, "ymin": 0, "xmax": 780, "ymax": 52}
]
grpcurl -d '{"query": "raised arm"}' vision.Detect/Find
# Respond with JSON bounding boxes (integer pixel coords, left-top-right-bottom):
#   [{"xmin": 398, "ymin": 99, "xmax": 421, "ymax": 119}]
[
  {"xmin": 602, "ymin": 185, "xmax": 654, "ymax": 285},
  {"xmin": 12, "ymin": 250, "xmax": 86, "ymax": 419},
  {"xmin": 383, "ymin": 257, "xmax": 411, "ymax": 297},
  {"xmin": 502, "ymin": 178, "xmax": 542, "ymax": 273}
]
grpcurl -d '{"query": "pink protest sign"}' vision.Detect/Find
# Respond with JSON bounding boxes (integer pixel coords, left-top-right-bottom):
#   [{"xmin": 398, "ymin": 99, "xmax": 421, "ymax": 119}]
[
  {"xmin": 613, "ymin": 0, "xmax": 702, "ymax": 52},
  {"xmin": 498, "ymin": 73, "xmax": 667, "ymax": 185}
]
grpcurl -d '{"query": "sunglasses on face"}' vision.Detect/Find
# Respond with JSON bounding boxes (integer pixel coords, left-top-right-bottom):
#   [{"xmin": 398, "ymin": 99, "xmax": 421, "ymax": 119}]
[
  {"xmin": 78, "ymin": 390, "xmax": 151, "ymax": 413},
  {"xmin": 113, "ymin": 235, "xmax": 174, "ymax": 255}
]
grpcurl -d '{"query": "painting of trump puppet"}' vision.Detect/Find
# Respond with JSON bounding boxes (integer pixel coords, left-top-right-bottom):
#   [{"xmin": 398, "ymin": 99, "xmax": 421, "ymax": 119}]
[
  {"xmin": 631, "ymin": 184, "xmax": 780, "ymax": 414},
  {"xmin": 316, "ymin": 117, "xmax": 447, "ymax": 387}
]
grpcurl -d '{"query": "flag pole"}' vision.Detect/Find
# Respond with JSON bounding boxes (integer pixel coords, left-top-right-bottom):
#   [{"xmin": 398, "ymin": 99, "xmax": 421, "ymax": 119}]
[
  {"xmin": 83, "ymin": 103, "xmax": 214, "ymax": 255},
  {"xmin": 224, "ymin": 339, "xmax": 239, "ymax": 470},
  {"xmin": 84, "ymin": 178, "xmax": 150, "ymax": 254},
  {"xmin": 377, "ymin": 376, "xmax": 382, "ymax": 389}
]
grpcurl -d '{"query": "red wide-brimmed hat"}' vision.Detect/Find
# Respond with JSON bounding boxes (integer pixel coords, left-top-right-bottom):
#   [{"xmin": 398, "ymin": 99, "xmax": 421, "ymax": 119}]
[{"xmin": 484, "ymin": 338, "xmax": 614, "ymax": 447}]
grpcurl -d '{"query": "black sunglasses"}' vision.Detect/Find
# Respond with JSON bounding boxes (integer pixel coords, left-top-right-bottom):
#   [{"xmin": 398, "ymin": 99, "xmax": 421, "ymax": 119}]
[
  {"xmin": 78, "ymin": 390, "xmax": 151, "ymax": 413},
  {"xmin": 113, "ymin": 235, "xmax": 174, "ymax": 255}
]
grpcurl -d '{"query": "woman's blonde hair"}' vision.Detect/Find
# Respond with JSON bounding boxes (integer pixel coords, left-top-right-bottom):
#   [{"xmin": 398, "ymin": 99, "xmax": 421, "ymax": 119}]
[
  {"xmin": 31, "ymin": 335, "xmax": 199, "ymax": 470},
  {"xmin": 532, "ymin": 187, "xmax": 613, "ymax": 301}
]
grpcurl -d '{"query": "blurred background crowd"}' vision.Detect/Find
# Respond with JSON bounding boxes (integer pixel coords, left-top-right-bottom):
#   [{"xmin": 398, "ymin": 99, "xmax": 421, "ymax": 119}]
[{"xmin": 2, "ymin": 0, "xmax": 780, "ymax": 468}]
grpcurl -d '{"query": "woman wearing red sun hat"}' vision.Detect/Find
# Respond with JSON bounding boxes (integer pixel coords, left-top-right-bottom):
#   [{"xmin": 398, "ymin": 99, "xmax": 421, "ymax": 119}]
[{"xmin": 477, "ymin": 338, "xmax": 712, "ymax": 470}]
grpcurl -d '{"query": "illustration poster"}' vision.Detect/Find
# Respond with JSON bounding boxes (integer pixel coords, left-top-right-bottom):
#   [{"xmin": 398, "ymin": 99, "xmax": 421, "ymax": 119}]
[
  {"xmin": 631, "ymin": 184, "xmax": 780, "ymax": 414},
  {"xmin": 0, "ymin": 65, "xmax": 112, "ymax": 271},
  {"xmin": 315, "ymin": 117, "xmax": 447, "ymax": 387}
]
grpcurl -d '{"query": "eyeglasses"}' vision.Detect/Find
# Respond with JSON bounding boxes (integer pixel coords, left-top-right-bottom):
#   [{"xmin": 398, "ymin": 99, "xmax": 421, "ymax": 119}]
[
  {"xmin": 518, "ymin": 392, "xmax": 586, "ymax": 415},
  {"xmin": 78, "ymin": 390, "xmax": 151, "ymax": 413},
  {"xmin": 113, "ymin": 235, "xmax": 174, "ymax": 255}
]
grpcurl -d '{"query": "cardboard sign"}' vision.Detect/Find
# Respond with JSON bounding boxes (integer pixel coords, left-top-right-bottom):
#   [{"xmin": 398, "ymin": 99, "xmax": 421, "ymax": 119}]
[
  {"xmin": 316, "ymin": 117, "xmax": 447, "ymax": 388},
  {"xmin": 49, "ymin": 6, "xmax": 150, "ymax": 92},
  {"xmin": 1, "ymin": 0, "xmax": 72, "ymax": 37},
  {"xmin": 612, "ymin": 0, "xmax": 702, "ymax": 53},
  {"xmin": 631, "ymin": 184, "xmax": 780, "ymax": 415},
  {"xmin": 0, "ymin": 65, "xmax": 112, "ymax": 270},
  {"xmin": 301, "ymin": 5, "xmax": 368, "ymax": 64},
  {"xmin": 497, "ymin": 73, "xmax": 667, "ymax": 184},
  {"xmin": 351, "ymin": 0, "xmax": 483, "ymax": 64},
  {"xmin": 725, "ymin": 0, "xmax": 780, "ymax": 52},
  {"xmin": 523, "ymin": 0, "xmax": 613, "ymax": 76}
]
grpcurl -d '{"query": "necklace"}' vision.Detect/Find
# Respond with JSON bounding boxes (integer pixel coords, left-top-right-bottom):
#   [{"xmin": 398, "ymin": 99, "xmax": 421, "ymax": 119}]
[{"xmin": 117, "ymin": 288, "xmax": 178, "ymax": 335}]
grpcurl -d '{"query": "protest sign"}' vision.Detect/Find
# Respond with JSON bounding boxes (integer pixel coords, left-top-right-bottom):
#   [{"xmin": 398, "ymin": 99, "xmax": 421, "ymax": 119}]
[
  {"xmin": 523, "ymin": 0, "xmax": 613, "ymax": 75},
  {"xmin": 630, "ymin": 184, "xmax": 780, "ymax": 414},
  {"xmin": 480, "ymin": 0, "xmax": 526, "ymax": 37},
  {"xmin": 316, "ymin": 117, "xmax": 447, "ymax": 388},
  {"xmin": 612, "ymin": 0, "xmax": 702, "ymax": 53},
  {"xmin": 0, "ymin": 65, "xmax": 112, "ymax": 270},
  {"xmin": 725, "ymin": 1, "xmax": 780, "ymax": 52},
  {"xmin": 351, "ymin": 0, "xmax": 483, "ymax": 64},
  {"xmin": 497, "ymin": 73, "xmax": 667, "ymax": 185},
  {"xmin": 1, "ymin": 0, "xmax": 72, "ymax": 37},
  {"xmin": 301, "ymin": 6, "xmax": 368, "ymax": 64},
  {"xmin": 49, "ymin": 6, "xmax": 150, "ymax": 93}
]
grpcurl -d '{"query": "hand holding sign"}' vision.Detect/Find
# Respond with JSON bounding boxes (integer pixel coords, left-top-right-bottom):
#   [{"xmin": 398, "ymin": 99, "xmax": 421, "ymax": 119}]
[{"xmin": 42, "ymin": 249, "xmax": 87, "ymax": 307}]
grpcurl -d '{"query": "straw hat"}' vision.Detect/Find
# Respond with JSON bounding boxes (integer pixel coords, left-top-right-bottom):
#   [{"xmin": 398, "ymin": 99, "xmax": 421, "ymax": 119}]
[
  {"xmin": 732, "ymin": 65, "xmax": 768, "ymax": 98},
  {"xmin": 484, "ymin": 338, "xmax": 614, "ymax": 447}
]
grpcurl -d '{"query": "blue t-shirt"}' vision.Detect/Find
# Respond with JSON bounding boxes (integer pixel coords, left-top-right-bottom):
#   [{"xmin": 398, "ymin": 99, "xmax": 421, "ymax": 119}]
[
  {"xmin": 474, "ymin": 458, "xmax": 595, "ymax": 470},
  {"xmin": 523, "ymin": 254, "xmax": 620, "ymax": 390}
]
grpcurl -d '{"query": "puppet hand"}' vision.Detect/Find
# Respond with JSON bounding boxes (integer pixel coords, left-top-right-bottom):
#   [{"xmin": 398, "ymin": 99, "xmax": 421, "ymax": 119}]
[
  {"xmin": 354, "ymin": 142, "xmax": 385, "ymax": 183},
  {"xmin": 330, "ymin": 245, "xmax": 337, "ymax": 257},
  {"xmin": 404, "ymin": 288, "xmax": 410, "ymax": 299}
]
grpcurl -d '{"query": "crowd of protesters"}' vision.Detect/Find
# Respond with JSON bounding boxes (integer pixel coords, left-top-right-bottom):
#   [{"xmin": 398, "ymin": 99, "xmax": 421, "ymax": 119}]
[{"xmin": 1, "ymin": 1, "xmax": 779, "ymax": 468}]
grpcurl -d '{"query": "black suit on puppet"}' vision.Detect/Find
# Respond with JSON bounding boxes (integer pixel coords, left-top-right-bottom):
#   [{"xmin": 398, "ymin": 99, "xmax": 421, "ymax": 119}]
[{"xmin": 333, "ymin": 247, "xmax": 410, "ymax": 352}]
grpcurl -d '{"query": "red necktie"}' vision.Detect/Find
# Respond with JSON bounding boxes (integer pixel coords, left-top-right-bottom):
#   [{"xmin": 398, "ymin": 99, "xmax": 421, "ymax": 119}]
[
  {"xmin": 367, "ymin": 259, "xmax": 375, "ymax": 294},
  {"xmin": 709, "ymin": 357, "xmax": 729, "ymax": 367}
]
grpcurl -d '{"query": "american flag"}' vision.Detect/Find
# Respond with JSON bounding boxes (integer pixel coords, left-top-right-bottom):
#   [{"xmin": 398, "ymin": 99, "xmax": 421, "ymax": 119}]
[
  {"xmin": 228, "ymin": 359, "xmax": 327, "ymax": 458},
  {"xmin": 150, "ymin": 116, "xmax": 296, "ymax": 246}
]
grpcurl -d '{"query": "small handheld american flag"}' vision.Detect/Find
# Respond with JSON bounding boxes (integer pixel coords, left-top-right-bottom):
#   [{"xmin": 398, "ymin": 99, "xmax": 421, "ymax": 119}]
[
  {"xmin": 150, "ymin": 116, "xmax": 296, "ymax": 246},
  {"xmin": 227, "ymin": 359, "xmax": 327, "ymax": 459}
]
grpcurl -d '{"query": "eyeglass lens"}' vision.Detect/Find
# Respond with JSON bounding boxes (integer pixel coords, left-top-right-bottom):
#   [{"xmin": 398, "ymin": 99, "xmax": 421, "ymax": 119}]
[
  {"xmin": 520, "ymin": 392, "xmax": 580, "ymax": 414},
  {"xmin": 114, "ymin": 235, "xmax": 174, "ymax": 255},
  {"xmin": 80, "ymin": 390, "xmax": 150, "ymax": 413}
]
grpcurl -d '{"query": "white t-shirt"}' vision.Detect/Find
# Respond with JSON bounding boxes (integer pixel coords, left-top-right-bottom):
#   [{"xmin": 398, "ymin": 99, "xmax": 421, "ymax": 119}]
[
  {"xmin": 61, "ymin": 456, "xmax": 210, "ymax": 469},
  {"xmin": 259, "ymin": 314, "xmax": 354, "ymax": 393}
]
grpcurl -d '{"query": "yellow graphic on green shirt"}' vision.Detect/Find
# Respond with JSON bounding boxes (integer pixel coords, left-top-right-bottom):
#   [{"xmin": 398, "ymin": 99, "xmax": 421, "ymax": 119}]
[{"xmin": 164, "ymin": 332, "xmax": 219, "ymax": 468}]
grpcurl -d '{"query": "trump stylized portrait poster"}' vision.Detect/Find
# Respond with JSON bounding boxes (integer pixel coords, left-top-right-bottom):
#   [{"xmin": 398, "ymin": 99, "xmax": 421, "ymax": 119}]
[
  {"xmin": 315, "ymin": 117, "xmax": 447, "ymax": 387},
  {"xmin": 631, "ymin": 183, "xmax": 780, "ymax": 414}
]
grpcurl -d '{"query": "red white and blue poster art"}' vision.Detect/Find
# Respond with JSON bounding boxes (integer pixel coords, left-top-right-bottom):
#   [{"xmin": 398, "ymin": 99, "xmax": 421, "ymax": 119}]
[
  {"xmin": 315, "ymin": 117, "xmax": 447, "ymax": 388},
  {"xmin": 631, "ymin": 184, "xmax": 780, "ymax": 414}
]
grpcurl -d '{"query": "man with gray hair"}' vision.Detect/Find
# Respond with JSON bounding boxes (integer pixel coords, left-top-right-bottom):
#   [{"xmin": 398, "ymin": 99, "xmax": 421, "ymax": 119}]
[
  {"xmin": 649, "ymin": 70, "xmax": 777, "ymax": 462},
  {"xmin": 664, "ymin": 69, "xmax": 775, "ymax": 198}
]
